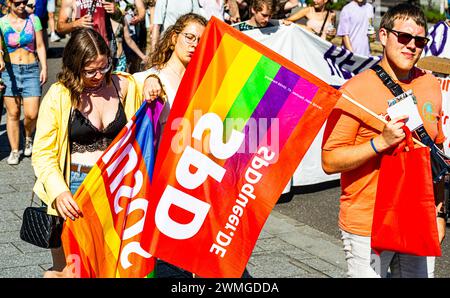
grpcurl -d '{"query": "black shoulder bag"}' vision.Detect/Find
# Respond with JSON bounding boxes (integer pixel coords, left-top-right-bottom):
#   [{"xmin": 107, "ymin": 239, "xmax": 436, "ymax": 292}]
[
  {"xmin": 372, "ymin": 64, "xmax": 450, "ymax": 184},
  {"xmin": 20, "ymin": 189, "xmax": 63, "ymax": 249}
]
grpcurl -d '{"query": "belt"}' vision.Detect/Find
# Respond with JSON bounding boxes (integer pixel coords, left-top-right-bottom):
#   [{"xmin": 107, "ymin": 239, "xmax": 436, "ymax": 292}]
[{"xmin": 70, "ymin": 164, "xmax": 93, "ymax": 174}]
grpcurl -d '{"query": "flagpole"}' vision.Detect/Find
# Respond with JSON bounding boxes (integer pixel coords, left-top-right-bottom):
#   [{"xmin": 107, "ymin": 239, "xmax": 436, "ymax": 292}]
[{"xmin": 341, "ymin": 93, "xmax": 427, "ymax": 148}]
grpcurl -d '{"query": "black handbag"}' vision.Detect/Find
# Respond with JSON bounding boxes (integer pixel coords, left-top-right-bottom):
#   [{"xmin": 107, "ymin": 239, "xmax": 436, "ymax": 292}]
[{"xmin": 20, "ymin": 190, "xmax": 63, "ymax": 249}]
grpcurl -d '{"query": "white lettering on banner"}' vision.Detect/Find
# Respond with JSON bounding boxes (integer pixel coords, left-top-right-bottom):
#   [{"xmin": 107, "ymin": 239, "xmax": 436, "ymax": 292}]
[
  {"xmin": 155, "ymin": 113, "xmax": 245, "ymax": 240},
  {"xmin": 210, "ymin": 147, "xmax": 276, "ymax": 258},
  {"xmin": 122, "ymin": 199, "xmax": 149, "ymax": 240},
  {"xmin": 100, "ymin": 119, "xmax": 153, "ymax": 269},
  {"xmin": 120, "ymin": 242, "xmax": 152, "ymax": 269},
  {"xmin": 176, "ymin": 146, "xmax": 226, "ymax": 190},
  {"xmin": 192, "ymin": 113, "xmax": 245, "ymax": 159},
  {"xmin": 155, "ymin": 185, "xmax": 211, "ymax": 239}
]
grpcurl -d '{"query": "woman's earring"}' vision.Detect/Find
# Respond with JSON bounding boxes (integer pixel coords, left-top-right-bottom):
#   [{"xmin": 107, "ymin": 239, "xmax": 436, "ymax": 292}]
[{"xmin": 170, "ymin": 44, "xmax": 175, "ymax": 50}]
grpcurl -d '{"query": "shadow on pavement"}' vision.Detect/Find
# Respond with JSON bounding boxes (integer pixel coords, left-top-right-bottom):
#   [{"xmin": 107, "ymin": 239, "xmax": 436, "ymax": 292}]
[{"xmin": 47, "ymin": 47, "xmax": 64, "ymax": 59}]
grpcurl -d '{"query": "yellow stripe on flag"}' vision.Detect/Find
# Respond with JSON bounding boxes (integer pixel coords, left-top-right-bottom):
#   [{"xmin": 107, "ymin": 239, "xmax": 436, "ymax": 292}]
[
  {"xmin": 184, "ymin": 33, "xmax": 244, "ymax": 124},
  {"xmin": 85, "ymin": 167, "xmax": 121, "ymax": 267},
  {"xmin": 209, "ymin": 43, "xmax": 262, "ymax": 120}
]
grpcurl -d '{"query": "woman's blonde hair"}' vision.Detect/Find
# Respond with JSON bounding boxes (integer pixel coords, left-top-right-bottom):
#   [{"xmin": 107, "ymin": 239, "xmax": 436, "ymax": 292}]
[
  {"xmin": 148, "ymin": 13, "xmax": 207, "ymax": 70},
  {"xmin": 57, "ymin": 28, "xmax": 112, "ymax": 107}
]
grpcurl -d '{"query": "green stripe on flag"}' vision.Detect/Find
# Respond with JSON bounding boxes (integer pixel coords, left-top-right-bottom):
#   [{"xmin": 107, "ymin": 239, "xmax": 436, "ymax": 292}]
[{"xmin": 224, "ymin": 56, "xmax": 280, "ymax": 132}]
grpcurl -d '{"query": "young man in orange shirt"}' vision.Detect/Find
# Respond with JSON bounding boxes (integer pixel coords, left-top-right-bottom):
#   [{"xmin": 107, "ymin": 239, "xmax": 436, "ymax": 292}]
[{"xmin": 322, "ymin": 3, "xmax": 446, "ymax": 278}]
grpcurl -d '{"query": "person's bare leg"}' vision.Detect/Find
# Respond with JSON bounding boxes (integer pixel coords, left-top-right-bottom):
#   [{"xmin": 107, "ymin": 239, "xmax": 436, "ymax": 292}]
[
  {"xmin": 4, "ymin": 96, "xmax": 21, "ymax": 151},
  {"xmin": 22, "ymin": 96, "xmax": 39, "ymax": 139}
]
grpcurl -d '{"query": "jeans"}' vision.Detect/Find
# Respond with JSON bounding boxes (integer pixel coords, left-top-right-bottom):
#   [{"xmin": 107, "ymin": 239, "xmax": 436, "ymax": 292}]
[
  {"xmin": 69, "ymin": 170, "xmax": 89, "ymax": 195},
  {"xmin": 3, "ymin": 62, "xmax": 41, "ymax": 97},
  {"xmin": 340, "ymin": 229, "xmax": 429, "ymax": 278}
]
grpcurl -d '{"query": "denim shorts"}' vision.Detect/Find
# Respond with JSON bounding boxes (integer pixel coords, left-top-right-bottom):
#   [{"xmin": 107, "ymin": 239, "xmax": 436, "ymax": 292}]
[
  {"xmin": 70, "ymin": 170, "xmax": 89, "ymax": 195},
  {"xmin": 2, "ymin": 62, "xmax": 41, "ymax": 97},
  {"xmin": 47, "ymin": 0, "xmax": 56, "ymax": 12}
]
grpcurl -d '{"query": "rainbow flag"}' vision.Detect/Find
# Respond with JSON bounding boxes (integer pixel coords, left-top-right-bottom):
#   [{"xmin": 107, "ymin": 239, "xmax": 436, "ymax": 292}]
[
  {"xmin": 141, "ymin": 18, "xmax": 342, "ymax": 277},
  {"xmin": 61, "ymin": 102, "xmax": 162, "ymax": 278}
]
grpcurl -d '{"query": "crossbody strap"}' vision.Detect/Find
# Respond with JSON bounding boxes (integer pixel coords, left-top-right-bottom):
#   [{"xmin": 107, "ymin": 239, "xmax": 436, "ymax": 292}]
[
  {"xmin": 318, "ymin": 10, "xmax": 330, "ymax": 37},
  {"xmin": 372, "ymin": 64, "xmax": 431, "ymax": 143},
  {"xmin": 372, "ymin": 64, "xmax": 404, "ymax": 97},
  {"xmin": 372, "ymin": 64, "xmax": 450, "ymax": 181}
]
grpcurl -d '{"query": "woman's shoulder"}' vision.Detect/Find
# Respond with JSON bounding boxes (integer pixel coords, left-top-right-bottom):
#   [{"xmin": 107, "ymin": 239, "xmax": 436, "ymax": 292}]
[
  {"xmin": 112, "ymin": 72, "xmax": 131, "ymax": 93},
  {"xmin": 304, "ymin": 6, "xmax": 315, "ymax": 15},
  {"xmin": 132, "ymin": 67, "xmax": 159, "ymax": 85}
]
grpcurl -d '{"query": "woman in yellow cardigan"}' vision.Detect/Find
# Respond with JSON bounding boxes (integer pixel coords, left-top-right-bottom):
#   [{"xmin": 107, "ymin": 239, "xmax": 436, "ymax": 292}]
[{"xmin": 31, "ymin": 28, "xmax": 142, "ymax": 272}]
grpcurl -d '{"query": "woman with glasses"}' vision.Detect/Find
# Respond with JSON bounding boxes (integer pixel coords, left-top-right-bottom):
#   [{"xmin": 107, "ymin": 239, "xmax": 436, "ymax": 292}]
[
  {"xmin": 31, "ymin": 28, "xmax": 142, "ymax": 272},
  {"xmin": 134, "ymin": 13, "xmax": 207, "ymax": 143},
  {"xmin": 0, "ymin": 0, "xmax": 47, "ymax": 165}
]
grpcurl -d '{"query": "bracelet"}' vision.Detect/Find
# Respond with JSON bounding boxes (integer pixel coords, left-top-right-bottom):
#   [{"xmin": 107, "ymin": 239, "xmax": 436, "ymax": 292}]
[
  {"xmin": 370, "ymin": 138, "xmax": 380, "ymax": 154},
  {"xmin": 438, "ymin": 211, "xmax": 448, "ymax": 220},
  {"xmin": 0, "ymin": 50, "xmax": 4, "ymax": 56}
]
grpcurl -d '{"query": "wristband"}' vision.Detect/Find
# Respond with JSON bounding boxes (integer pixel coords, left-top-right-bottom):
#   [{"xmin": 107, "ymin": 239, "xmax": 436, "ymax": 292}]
[
  {"xmin": 438, "ymin": 211, "xmax": 448, "ymax": 221},
  {"xmin": 370, "ymin": 138, "xmax": 379, "ymax": 154}
]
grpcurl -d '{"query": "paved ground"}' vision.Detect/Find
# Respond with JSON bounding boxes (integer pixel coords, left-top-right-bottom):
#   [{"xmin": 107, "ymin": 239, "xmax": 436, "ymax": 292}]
[
  {"xmin": 0, "ymin": 38, "xmax": 347, "ymax": 278},
  {"xmin": 0, "ymin": 154, "xmax": 347, "ymax": 278}
]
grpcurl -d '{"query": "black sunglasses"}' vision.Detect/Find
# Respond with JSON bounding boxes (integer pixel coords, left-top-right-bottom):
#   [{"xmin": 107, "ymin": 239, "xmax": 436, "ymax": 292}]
[
  {"xmin": 12, "ymin": 0, "xmax": 28, "ymax": 6},
  {"xmin": 386, "ymin": 28, "xmax": 429, "ymax": 48}
]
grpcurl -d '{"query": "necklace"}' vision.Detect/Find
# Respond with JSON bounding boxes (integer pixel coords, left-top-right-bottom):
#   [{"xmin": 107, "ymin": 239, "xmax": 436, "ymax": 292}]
[{"xmin": 83, "ymin": 81, "xmax": 106, "ymax": 94}]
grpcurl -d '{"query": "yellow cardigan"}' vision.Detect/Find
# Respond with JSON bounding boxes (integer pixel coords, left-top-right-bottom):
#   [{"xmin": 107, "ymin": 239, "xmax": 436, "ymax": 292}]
[{"xmin": 32, "ymin": 72, "xmax": 142, "ymax": 216}]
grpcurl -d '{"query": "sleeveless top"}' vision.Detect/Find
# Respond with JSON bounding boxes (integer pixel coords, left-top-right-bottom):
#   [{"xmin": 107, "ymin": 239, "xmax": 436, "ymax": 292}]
[
  {"xmin": 69, "ymin": 82, "xmax": 127, "ymax": 153},
  {"xmin": 0, "ymin": 14, "xmax": 42, "ymax": 53},
  {"xmin": 306, "ymin": 10, "xmax": 333, "ymax": 39},
  {"xmin": 74, "ymin": 0, "xmax": 109, "ymax": 45}
]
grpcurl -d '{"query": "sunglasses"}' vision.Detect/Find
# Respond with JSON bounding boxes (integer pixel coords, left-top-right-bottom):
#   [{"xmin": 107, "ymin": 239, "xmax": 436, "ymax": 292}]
[
  {"xmin": 83, "ymin": 59, "xmax": 112, "ymax": 78},
  {"xmin": 12, "ymin": 0, "xmax": 28, "ymax": 7},
  {"xmin": 386, "ymin": 28, "xmax": 429, "ymax": 49}
]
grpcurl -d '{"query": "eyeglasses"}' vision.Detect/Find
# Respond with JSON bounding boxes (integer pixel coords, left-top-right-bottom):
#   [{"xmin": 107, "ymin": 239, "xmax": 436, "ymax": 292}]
[
  {"xmin": 83, "ymin": 60, "xmax": 112, "ymax": 78},
  {"xmin": 386, "ymin": 28, "xmax": 429, "ymax": 49},
  {"xmin": 12, "ymin": 0, "xmax": 28, "ymax": 7},
  {"xmin": 181, "ymin": 32, "xmax": 201, "ymax": 45},
  {"xmin": 26, "ymin": 3, "xmax": 34, "ymax": 8}
]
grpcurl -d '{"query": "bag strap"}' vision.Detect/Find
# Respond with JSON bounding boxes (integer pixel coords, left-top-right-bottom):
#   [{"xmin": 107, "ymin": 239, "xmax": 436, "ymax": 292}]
[
  {"xmin": 30, "ymin": 177, "xmax": 38, "ymax": 207},
  {"xmin": 318, "ymin": 10, "xmax": 330, "ymax": 37},
  {"xmin": 89, "ymin": 0, "xmax": 98, "ymax": 16},
  {"xmin": 372, "ymin": 64, "xmax": 404, "ymax": 96},
  {"xmin": 394, "ymin": 126, "xmax": 414, "ymax": 155},
  {"xmin": 372, "ymin": 64, "xmax": 435, "ymax": 146},
  {"xmin": 162, "ymin": 0, "xmax": 168, "ymax": 29},
  {"xmin": 372, "ymin": 64, "xmax": 450, "ymax": 181}
]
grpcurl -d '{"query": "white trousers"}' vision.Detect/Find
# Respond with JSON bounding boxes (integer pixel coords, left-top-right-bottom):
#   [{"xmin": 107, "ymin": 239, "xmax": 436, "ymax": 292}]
[{"xmin": 340, "ymin": 229, "xmax": 430, "ymax": 278}]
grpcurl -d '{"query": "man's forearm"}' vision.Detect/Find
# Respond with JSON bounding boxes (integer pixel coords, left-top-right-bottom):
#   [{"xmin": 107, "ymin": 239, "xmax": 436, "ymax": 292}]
[
  {"xmin": 322, "ymin": 141, "xmax": 379, "ymax": 174},
  {"xmin": 57, "ymin": 20, "xmax": 77, "ymax": 34}
]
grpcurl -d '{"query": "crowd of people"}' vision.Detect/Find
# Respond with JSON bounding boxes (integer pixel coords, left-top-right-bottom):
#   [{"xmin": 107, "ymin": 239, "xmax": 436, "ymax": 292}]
[
  {"xmin": 0, "ymin": 0, "xmax": 448, "ymax": 279},
  {"xmin": 2, "ymin": 0, "xmax": 380, "ymax": 165}
]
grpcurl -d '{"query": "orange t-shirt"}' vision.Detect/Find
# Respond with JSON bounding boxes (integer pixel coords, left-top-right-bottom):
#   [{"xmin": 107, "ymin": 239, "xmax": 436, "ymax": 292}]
[{"xmin": 322, "ymin": 68, "xmax": 446, "ymax": 237}]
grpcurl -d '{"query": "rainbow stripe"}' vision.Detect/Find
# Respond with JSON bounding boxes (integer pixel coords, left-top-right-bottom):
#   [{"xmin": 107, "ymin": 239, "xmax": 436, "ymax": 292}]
[
  {"xmin": 61, "ymin": 102, "xmax": 160, "ymax": 278},
  {"xmin": 144, "ymin": 18, "xmax": 342, "ymax": 277}
]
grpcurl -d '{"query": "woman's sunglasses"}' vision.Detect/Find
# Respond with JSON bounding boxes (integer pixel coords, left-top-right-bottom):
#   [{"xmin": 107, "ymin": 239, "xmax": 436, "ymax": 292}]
[
  {"xmin": 12, "ymin": 0, "xmax": 28, "ymax": 7},
  {"xmin": 386, "ymin": 28, "xmax": 429, "ymax": 49}
]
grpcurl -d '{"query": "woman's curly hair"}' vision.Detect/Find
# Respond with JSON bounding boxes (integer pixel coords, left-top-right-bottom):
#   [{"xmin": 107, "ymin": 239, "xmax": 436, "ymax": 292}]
[
  {"xmin": 148, "ymin": 13, "xmax": 207, "ymax": 71},
  {"xmin": 57, "ymin": 28, "xmax": 112, "ymax": 107}
]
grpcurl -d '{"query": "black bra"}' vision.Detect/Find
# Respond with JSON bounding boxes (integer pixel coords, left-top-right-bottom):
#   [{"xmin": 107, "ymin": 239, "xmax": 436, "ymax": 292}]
[{"xmin": 69, "ymin": 82, "xmax": 127, "ymax": 153}]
